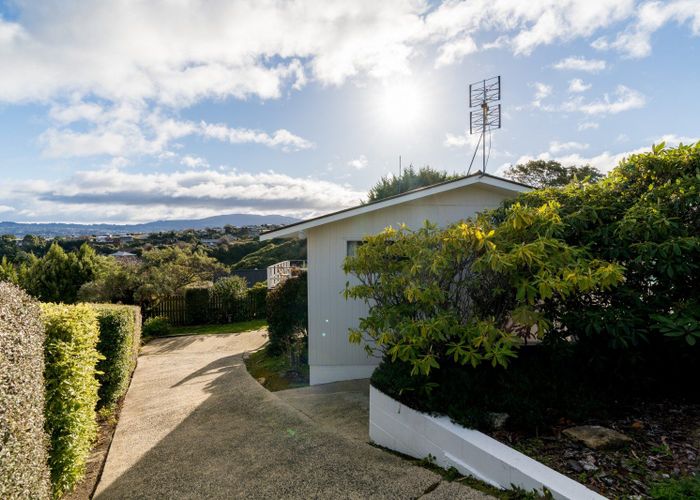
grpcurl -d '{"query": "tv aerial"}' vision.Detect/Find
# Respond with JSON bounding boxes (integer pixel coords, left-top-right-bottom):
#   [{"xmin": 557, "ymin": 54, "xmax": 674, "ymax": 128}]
[{"xmin": 468, "ymin": 76, "xmax": 501, "ymax": 175}]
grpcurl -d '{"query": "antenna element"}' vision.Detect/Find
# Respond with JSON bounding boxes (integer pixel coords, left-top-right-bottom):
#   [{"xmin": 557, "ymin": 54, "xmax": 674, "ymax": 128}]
[{"xmin": 468, "ymin": 76, "xmax": 501, "ymax": 174}]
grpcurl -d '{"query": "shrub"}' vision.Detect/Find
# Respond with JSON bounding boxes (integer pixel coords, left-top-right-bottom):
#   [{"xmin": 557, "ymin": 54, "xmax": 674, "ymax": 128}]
[
  {"xmin": 143, "ymin": 316, "xmax": 172, "ymax": 337},
  {"xmin": 493, "ymin": 142, "xmax": 700, "ymax": 354},
  {"xmin": 213, "ymin": 276, "xmax": 248, "ymax": 321},
  {"xmin": 359, "ymin": 143, "xmax": 700, "ymax": 432},
  {"xmin": 184, "ymin": 287, "xmax": 211, "ymax": 324},
  {"xmin": 92, "ymin": 304, "xmax": 141, "ymax": 411},
  {"xmin": 41, "ymin": 303, "xmax": 101, "ymax": 498},
  {"xmin": 247, "ymin": 282, "xmax": 268, "ymax": 318},
  {"xmin": 23, "ymin": 242, "xmax": 104, "ymax": 303},
  {"xmin": 266, "ymin": 272, "xmax": 307, "ymax": 354},
  {"xmin": 344, "ymin": 206, "xmax": 622, "ymax": 379},
  {"xmin": 0, "ymin": 282, "xmax": 51, "ymax": 499}
]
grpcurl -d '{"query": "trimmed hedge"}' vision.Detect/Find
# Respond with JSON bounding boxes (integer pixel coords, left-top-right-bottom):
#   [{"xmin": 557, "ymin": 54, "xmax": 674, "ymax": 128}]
[
  {"xmin": 41, "ymin": 303, "xmax": 102, "ymax": 498},
  {"xmin": 0, "ymin": 282, "xmax": 51, "ymax": 500},
  {"xmin": 184, "ymin": 287, "xmax": 210, "ymax": 325},
  {"xmin": 93, "ymin": 304, "xmax": 141, "ymax": 410},
  {"xmin": 266, "ymin": 272, "xmax": 307, "ymax": 354}
]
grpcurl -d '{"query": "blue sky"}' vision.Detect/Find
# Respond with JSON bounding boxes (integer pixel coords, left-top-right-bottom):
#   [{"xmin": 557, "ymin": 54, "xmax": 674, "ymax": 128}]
[{"xmin": 0, "ymin": 0, "xmax": 698, "ymax": 223}]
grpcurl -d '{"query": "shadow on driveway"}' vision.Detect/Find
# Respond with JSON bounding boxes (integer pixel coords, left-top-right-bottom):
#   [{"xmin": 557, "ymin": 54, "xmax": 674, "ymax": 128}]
[{"xmin": 95, "ymin": 332, "xmax": 490, "ymax": 499}]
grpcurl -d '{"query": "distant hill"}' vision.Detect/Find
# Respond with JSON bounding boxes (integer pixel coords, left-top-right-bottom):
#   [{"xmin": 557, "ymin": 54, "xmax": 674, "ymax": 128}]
[{"xmin": 0, "ymin": 214, "xmax": 298, "ymax": 237}]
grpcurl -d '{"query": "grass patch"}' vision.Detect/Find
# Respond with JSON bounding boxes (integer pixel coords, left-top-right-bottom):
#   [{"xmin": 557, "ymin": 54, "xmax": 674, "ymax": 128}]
[
  {"xmin": 245, "ymin": 344, "xmax": 309, "ymax": 391},
  {"xmin": 165, "ymin": 319, "xmax": 267, "ymax": 337},
  {"xmin": 650, "ymin": 475, "xmax": 700, "ymax": 499}
]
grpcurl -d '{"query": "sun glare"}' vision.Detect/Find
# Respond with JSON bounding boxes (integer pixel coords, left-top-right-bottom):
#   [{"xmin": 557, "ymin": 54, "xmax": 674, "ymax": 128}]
[{"xmin": 376, "ymin": 80, "xmax": 427, "ymax": 131}]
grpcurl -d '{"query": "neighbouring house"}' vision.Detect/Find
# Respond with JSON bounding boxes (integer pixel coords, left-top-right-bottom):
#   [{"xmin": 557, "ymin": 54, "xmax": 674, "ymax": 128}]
[
  {"xmin": 261, "ymin": 172, "xmax": 531, "ymax": 385},
  {"xmin": 110, "ymin": 250, "xmax": 139, "ymax": 262}
]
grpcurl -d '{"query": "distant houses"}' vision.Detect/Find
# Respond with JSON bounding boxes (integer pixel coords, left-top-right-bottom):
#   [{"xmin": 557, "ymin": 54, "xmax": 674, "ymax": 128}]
[{"xmin": 109, "ymin": 250, "xmax": 139, "ymax": 262}]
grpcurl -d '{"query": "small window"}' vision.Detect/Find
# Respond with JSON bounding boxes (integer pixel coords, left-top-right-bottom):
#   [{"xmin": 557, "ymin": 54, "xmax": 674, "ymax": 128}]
[{"xmin": 346, "ymin": 240, "xmax": 364, "ymax": 257}]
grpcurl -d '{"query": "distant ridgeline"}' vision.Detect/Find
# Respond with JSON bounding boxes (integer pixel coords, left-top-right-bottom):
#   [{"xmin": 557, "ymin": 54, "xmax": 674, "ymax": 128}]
[{"xmin": 0, "ymin": 213, "xmax": 297, "ymax": 237}]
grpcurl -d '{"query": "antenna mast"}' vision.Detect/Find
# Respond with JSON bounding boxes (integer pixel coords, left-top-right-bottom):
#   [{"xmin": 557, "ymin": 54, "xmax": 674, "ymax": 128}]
[{"xmin": 468, "ymin": 76, "xmax": 501, "ymax": 174}]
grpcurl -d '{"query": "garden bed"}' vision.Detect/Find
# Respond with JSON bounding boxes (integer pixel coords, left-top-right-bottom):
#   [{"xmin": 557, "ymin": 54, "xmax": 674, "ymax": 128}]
[
  {"xmin": 245, "ymin": 344, "xmax": 309, "ymax": 391},
  {"xmin": 492, "ymin": 401, "xmax": 700, "ymax": 498}
]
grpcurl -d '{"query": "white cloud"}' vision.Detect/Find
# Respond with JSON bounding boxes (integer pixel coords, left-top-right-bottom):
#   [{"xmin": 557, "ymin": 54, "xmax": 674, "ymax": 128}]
[
  {"xmin": 657, "ymin": 134, "xmax": 699, "ymax": 145},
  {"xmin": 549, "ymin": 141, "xmax": 589, "ymax": 154},
  {"xmin": 198, "ymin": 122, "xmax": 313, "ymax": 152},
  {"xmin": 511, "ymin": 132, "xmax": 699, "ymax": 175},
  {"xmin": 4, "ymin": 1, "xmax": 691, "ymax": 108},
  {"xmin": 562, "ymin": 85, "xmax": 645, "ymax": 115},
  {"xmin": 435, "ymin": 36, "xmax": 478, "ymax": 67},
  {"xmin": 578, "ymin": 121, "xmax": 599, "ymax": 131},
  {"xmin": 347, "ymin": 155, "xmax": 369, "ymax": 170},
  {"xmin": 553, "ymin": 56, "xmax": 607, "ymax": 73},
  {"xmin": 427, "ymin": 0, "xmax": 635, "ymax": 56},
  {"xmin": 0, "ymin": 167, "xmax": 366, "ymax": 223},
  {"xmin": 530, "ymin": 82, "xmax": 553, "ymax": 108},
  {"xmin": 594, "ymin": 1, "xmax": 700, "ymax": 58},
  {"xmin": 568, "ymin": 78, "xmax": 591, "ymax": 93},
  {"xmin": 181, "ymin": 155, "xmax": 209, "ymax": 168},
  {"xmin": 512, "ymin": 147, "xmax": 648, "ymax": 174},
  {"xmin": 40, "ymin": 109, "xmax": 313, "ymax": 158},
  {"xmin": 444, "ymin": 131, "xmax": 481, "ymax": 149}
]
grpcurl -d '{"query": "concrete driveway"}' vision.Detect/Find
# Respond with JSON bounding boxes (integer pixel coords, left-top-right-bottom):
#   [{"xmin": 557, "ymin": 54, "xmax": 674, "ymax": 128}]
[{"xmin": 95, "ymin": 330, "xmax": 490, "ymax": 499}]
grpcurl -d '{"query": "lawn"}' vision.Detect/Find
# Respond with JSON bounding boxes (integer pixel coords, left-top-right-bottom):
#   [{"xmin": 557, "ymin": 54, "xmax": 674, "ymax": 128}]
[{"xmin": 167, "ymin": 319, "xmax": 267, "ymax": 337}]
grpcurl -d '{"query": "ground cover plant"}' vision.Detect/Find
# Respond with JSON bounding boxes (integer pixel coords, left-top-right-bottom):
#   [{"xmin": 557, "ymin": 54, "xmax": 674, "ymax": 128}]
[{"xmin": 0, "ymin": 282, "xmax": 51, "ymax": 500}]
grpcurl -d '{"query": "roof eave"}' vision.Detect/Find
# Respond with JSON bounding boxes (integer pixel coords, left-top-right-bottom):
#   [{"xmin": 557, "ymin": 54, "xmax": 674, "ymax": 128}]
[{"xmin": 260, "ymin": 173, "xmax": 530, "ymax": 240}]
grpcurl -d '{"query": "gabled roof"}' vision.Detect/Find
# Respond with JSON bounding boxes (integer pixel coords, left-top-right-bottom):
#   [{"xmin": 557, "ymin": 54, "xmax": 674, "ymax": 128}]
[{"xmin": 260, "ymin": 172, "xmax": 531, "ymax": 240}]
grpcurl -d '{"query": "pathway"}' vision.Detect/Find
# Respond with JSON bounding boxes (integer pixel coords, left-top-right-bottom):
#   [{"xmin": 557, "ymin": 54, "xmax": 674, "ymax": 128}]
[{"xmin": 95, "ymin": 330, "xmax": 490, "ymax": 499}]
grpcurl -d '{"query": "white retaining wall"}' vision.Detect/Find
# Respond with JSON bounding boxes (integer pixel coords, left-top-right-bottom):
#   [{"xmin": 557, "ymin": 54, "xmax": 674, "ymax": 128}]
[{"xmin": 369, "ymin": 386, "xmax": 606, "ymax": 500}]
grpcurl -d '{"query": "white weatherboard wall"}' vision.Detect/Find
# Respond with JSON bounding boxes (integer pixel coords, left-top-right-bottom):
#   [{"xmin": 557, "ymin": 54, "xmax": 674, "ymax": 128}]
[
  {"xmin": 370, "ymin": 387, "xmax": 606, "ymax": 500},
  {"xmin": 307, "ymin": 183, "xmax": 519, "ymax": 385}
]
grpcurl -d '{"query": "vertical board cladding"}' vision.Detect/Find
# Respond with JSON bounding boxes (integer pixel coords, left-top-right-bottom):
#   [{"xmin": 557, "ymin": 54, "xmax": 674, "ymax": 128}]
[{"xmin": 307, "ymin": 183, "xmax": 519, "ymax": 381}]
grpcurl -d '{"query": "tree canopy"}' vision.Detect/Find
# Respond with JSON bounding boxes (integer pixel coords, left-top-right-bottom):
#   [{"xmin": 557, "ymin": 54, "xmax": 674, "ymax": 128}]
[
  {"xmin": 503, "ymin": 159, "xmax": 604, "ymax": 188},
  {"xmin": 367, "ymin": 165, "xmax": 461, "ymax": 202},
  {"xmin": 345, "ymin": 141, "xmax": 700, "ymax": 384}
]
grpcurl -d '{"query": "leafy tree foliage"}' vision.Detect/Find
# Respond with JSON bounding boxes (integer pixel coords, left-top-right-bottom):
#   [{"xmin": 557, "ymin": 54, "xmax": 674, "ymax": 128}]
[
  {"xmin": 0, "ymin": 255, "xmax": 18, "ymax": 283},
  {"xmin": 344, "ymin": 206, "xmax": 622, "ymax": 379},
  {"xmin": 496, "ymin": 142, "xmax": 700, "ymax": 353},
  {"xmin": 367, "ymin": 165, "xmax": 461, "ymax": 202},
  {"xmin": 347, "ymin": 142, "xmax": 699, "ymax": 400},
  {"xmin": 77, "ymin": 260, "xmax": 140, "ymax": 304},
  {"xmin": 133, "ymin": 247, "xmax": 226, "ymax": 303},
  {"xmin": 22, "ymin": 243, "xmax": 104, "ymax": 303},
  {"xmin": 503, "ymin": 159, "xmax": 604, "ymax": 188},
  {"xmin": 230, "ymin": 238, "xmax": 306, "ymax": 270}
]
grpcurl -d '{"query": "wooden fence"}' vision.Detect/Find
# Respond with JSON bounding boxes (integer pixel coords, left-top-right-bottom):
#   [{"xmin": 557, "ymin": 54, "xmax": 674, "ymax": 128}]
[{"xmin": 143, "ymin": 292, "xmax": 266, "ymax": 326}]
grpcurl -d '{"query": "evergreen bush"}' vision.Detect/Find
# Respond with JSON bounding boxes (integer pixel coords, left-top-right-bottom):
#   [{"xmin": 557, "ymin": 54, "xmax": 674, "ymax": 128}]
[
  {"xmin": 212, "ymin": 276, "xmax": 248, "ymax": 321},
  {"xmin": 92, "ymin": 304, "xmax": 141, "ymax": 411},
  {"xmin": 0, "ymin": 282, "xmax": 51, "ymax": 499},
  {"xmin": 266, "ymin": 272, "xmax": 307, "ymax": 354},
  {"xmin": 184, "ymin": 287, "xmax": 211, "ymax": 324},
  {"xmin": 41, "ymin": 303, "xmax": 101, "ymax": 498},
  {"xmin": 143, "ymin": 316, "xmax": 171, "ymax": 337}
]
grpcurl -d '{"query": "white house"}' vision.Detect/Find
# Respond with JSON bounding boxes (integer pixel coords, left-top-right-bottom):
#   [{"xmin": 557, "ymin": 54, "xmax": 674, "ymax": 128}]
[{"xmin": 261, "ymin": 172, "xmax": 531, "ymax": 385}]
